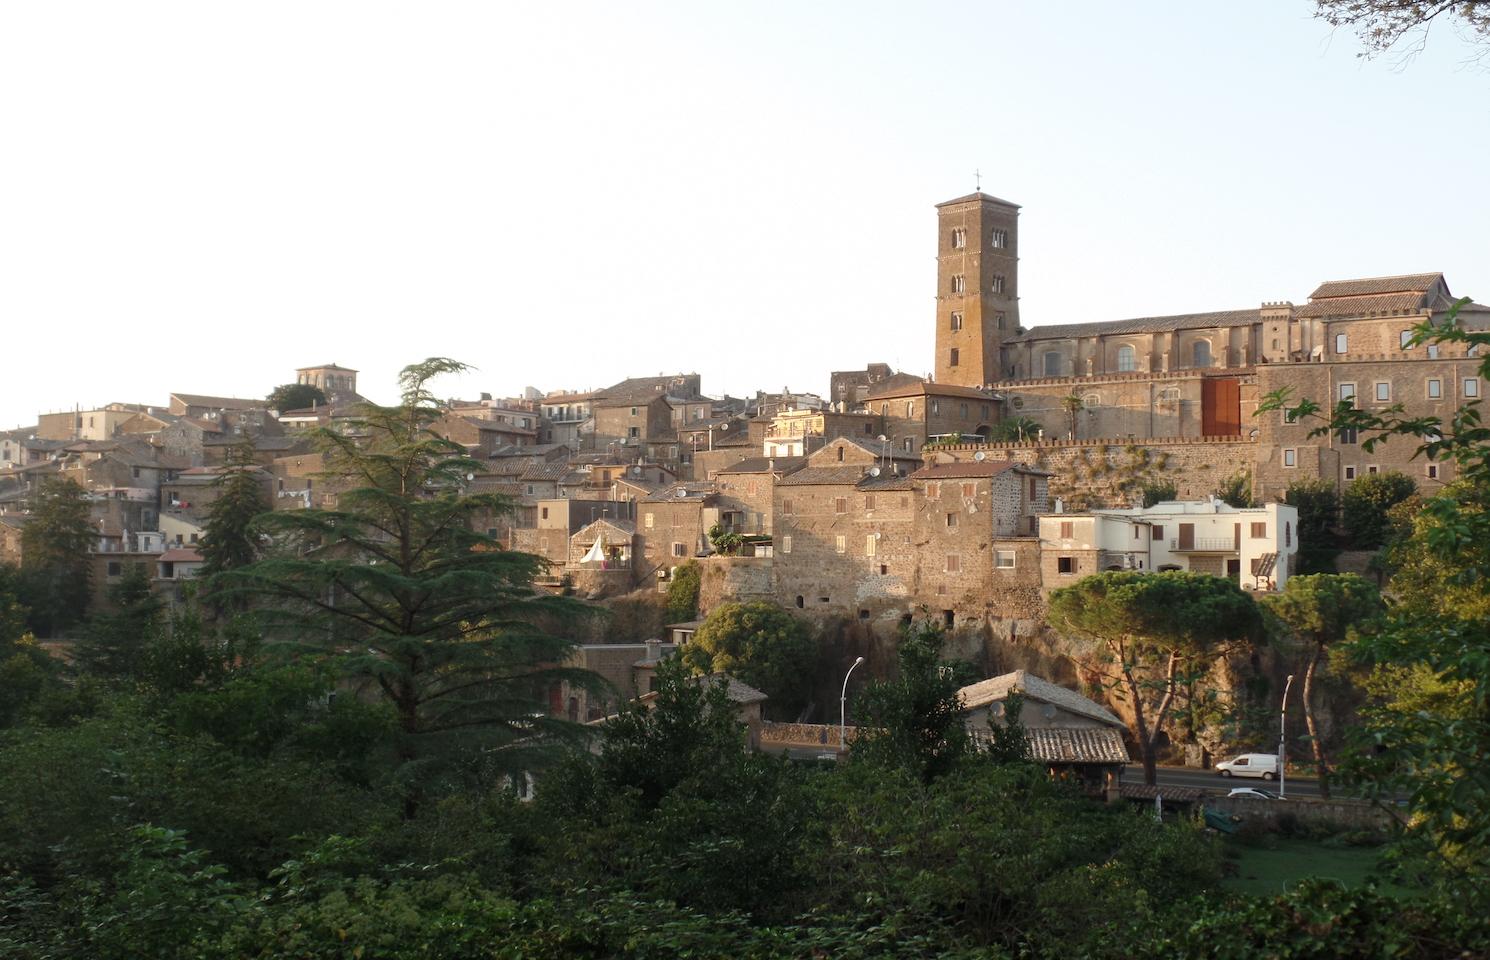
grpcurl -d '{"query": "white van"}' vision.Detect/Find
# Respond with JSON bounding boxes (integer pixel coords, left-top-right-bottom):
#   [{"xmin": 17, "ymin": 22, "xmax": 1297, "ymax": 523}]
[{"xmin": 1215, "ymin": 753, "xmax": 1279, "ymax": 780}]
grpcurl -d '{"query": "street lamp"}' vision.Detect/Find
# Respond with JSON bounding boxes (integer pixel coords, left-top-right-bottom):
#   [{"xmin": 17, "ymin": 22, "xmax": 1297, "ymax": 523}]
[
  {"xmin": 1279, "ymin": 673, "xmax": 1295, "ymax": 799},
  {"xmin": 840, "ymin": 656, "xmax": 865, "ymax": 750}
]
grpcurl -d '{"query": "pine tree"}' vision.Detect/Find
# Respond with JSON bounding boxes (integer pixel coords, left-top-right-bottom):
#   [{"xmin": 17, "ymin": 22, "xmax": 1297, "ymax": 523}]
[
  {"xmin": 200, "ymin": 441, "xmax": 269, "ymax": 578},
  {"xmin": 19, "ymin": 476, "xmax": 96, "ymax": 637},
  {"xmin": 75, "ymin": 563, "xmax": 165, "ymax": 680},
  {"xmin": 220, "ymin": 358, "xmax": 598, "ymax": 816}
]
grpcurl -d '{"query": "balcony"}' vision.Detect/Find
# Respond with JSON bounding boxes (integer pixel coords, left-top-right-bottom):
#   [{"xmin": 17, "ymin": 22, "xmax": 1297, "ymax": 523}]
[{"xmin": 1169, "ymin": 537, "xmax": 1236, "ymax": 553}]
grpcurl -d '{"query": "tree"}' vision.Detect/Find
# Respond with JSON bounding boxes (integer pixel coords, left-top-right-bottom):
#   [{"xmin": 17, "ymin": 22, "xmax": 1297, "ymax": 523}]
[
  {"xmin": 75, "ymin": 563, "xmax": 165, "ymax": 680},
  {"xmin": 265, "ymin": 383, "xmax": 327, "ymax": 411},
  {"xmin": 987, "ymin": 416, "xmax": 1042, "ymax": 443},
  {"xmin": 220, "ymin": 358, "xmax": 597, "ymax": 817},
  {"xmin": 683, "ymin": 601, "xmax": 816, "ymax": 718},
  {"xmin": 1315, "ymin": 0, "xmax": 1490, "ymax": 59},
  {"xmin": 1341, "ymin": 470, "xmax": 1417, "ymax": 549},
  {"xmin": 1282, "ymin": 477, "xmax": 1341, "ymax": 573},
  {"xmin": 1261, "ymin": 573, "xmax": 1384, "ymax": 797},
  {"xmin": 19, "ymin": 476, "xmax": 95, "ymax": 636},
  {"xmin": 1259, "ymin": 300, "xmax": 1490, "ymax": 894},
  {"xmin": 1215, "ymin": 469, "xmax": 1255, "ymax": 508},
  {"xmin": 199, "ymin": 441, "xmax": 270, "ymax": 579},
  {"xmin": 665, "ymin": 560, "xmax": 701, "ymax": 622},
  {"xmin": 1060, "ymin": 393, "xmax": 1083, "ymax": 440},
  {"xmin": 851, "ymin": 621, "xmax": 972, "ymax": 782},
  {"xmin": 1047, "ymin": 571, "xmax": 1262, "ymax": 784}
]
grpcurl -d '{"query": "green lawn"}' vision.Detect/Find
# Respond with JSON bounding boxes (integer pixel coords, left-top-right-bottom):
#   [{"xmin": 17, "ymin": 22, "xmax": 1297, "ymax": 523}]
[{"xmin": 1223, "ymin": 840, "xmax": 1406, "ymax": 897}]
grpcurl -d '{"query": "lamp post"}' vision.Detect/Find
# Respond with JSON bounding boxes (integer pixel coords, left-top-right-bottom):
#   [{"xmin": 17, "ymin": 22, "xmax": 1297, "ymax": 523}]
[
  {"xmin": 1279, "ymin": 673, "xmax": 1294, "ymax": 798},
  {"xmin": 840, "ymin": 656, "xmax": 865, "ymax": 750}
]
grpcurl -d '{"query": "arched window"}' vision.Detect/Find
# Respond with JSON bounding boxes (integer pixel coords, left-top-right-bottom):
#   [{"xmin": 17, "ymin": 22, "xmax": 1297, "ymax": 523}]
[
  {"xmin": 1116, "ymin": 345, "xmax": 1136, "ymax": 372},
  {"xmin": 1193, "ymin": 340, "xmax": 1212, "ymax": 368},
  {"xmin": 1043, "ymin": 351, "xmax": 1062, "ymax": 377}
]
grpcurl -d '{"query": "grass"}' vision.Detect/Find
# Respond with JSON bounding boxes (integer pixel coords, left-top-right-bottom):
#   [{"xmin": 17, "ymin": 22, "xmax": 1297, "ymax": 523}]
[{"xmin": 1223, "ymin": 839, "xmax": 1411, "ymax": 898}]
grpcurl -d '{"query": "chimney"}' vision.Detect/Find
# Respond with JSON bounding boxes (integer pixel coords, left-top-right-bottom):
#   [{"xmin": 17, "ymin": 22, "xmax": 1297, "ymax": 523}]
[{"xmin": 644, "ymin": 639, "xmax": 662, "ymax": 662}]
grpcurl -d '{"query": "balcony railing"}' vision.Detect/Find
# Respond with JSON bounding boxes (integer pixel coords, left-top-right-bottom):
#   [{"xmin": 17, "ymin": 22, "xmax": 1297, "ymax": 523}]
[{"xmin": 1170, "ymin": 537, "xmax": 1236, "ymax": 552}]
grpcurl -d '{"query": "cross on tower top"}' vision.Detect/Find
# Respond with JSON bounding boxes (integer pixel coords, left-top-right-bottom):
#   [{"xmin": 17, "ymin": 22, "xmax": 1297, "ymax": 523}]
[{"xmin": 974, "ymin": 168, "xmax": 981, "ymax": 191}]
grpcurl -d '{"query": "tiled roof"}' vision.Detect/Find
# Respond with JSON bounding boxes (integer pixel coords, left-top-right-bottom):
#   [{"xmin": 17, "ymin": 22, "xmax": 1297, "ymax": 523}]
[
  {"xmin": 1308, "ymin": 273, "xmax": 1443, "ymax": 299},
  {"xmin": 179, "ymin": 418, "xmax": 225, "ymax": 433},
  {"xmin": 910, "ymin": 461, "xmax": 1023, "ymax": 480},
  {"xmin": 1119, "ymin": 783, "xmax": 1206, "ymax": 803},
  {"xmin": 296, "ymin": 363, "xmax": 358, "ymax": 372},
  {"xmin": 857, "ymin": 472, "xmax": 916, "ymax": 491},
  {"xmin": 642, "ymin": 482, "xmax": 717, "ymax": 503},
  {"xmin": 596, "ymin": 375, "xmax": 701, "ymax": 404},
  {"xmin": 543, "ymin": 390, "xmax": 597, "ymax": 403},
  {"xmin": 935, "ymin": 191, "xmax": 1020, "ymax": 209},
  {"xmin": 716, "ymin": 456, "xmax": 806, "ymax": 475},
  {"xmin": 1295, "ymin": 292, "xmax": 1435, "ymax": 319},
  {"xmin": 1008, "ymin": 309, "xmax": 1259, "ymax": 343},
  {"xmin": 777, "ymin": 466, "xmax": 870, "ymax": 487},
  {"xmin": 1023, "ymin": 727, "xmax": 1130, "ymax": 765},
  {"xmin": 170, "ymin": 393, "xmax": 264, "ymax": 410},
  {"xmin": 518, "ymin": 462, "xmax": 569, "ymax": 482},
  {"xmin": 158, "ymin": 548, "xmax": 203, "ymax": 563},
  {"xmin": 573, "ymin": 517, "xmax": 636, "ymax": 539},
  {"xmin": 959, "ymin": 670, "xmax": 1124, "ymax": 728}
]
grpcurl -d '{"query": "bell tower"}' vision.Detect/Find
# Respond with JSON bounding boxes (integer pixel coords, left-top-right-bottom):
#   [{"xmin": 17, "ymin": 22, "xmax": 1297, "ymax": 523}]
[{"xmin": 933, "ymin": 192, "xmax": 1020, "ymax": 387}]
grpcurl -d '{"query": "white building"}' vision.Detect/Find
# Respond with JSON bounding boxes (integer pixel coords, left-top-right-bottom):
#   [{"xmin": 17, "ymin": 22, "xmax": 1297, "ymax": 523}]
[{"xmin": 1038, "ymin": 498, "xmax": 1298, "ymax": 592}]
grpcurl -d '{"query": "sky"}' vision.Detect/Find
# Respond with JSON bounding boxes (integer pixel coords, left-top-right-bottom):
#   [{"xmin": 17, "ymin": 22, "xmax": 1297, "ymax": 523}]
[{"xmin": 2, "ymin": 2, "xmax": 1487, "ymax": 428}]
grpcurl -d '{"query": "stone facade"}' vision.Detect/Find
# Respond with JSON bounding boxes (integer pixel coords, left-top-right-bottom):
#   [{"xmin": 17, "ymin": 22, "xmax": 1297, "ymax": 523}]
[{"xmin": 933, "ymin": 192, "xmax": 1020, "ymax": 387}]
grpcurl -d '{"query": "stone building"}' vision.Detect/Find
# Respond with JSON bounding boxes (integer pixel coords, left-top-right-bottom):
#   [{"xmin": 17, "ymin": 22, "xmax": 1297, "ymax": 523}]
[
  {"xmin": 933, "ymin": 192, "xmax": 1022, "ymax": 388},
  {"xmin": 714, "ymin": 456, "xmax": 806, "ymax": 535},
  {"xmin": 294, "ymin": 364, "xmax": 359, "ymax": 402},
  {"xmin": 638, "ymin": 482, "xmax": 720, "ymax": 568}
]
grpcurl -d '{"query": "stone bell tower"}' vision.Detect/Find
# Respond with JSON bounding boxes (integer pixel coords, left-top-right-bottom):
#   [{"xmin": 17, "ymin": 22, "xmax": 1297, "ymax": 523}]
[{"xmin": 933, "ymin": 192, "xmax": 1020, "ymax": 387}]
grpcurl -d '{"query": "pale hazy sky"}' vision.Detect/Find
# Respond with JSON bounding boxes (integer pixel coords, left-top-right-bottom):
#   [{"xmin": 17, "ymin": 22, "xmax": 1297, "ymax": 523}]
[{"xmin": 2, "ymin": 2, "xmax": 1487, "ymax": 429}]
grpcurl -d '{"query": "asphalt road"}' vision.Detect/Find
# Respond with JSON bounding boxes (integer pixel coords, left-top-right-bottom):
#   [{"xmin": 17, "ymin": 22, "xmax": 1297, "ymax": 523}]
[{"xmin": 1145, "ymin": 764, "xmax": 1324, "ymax": 799}]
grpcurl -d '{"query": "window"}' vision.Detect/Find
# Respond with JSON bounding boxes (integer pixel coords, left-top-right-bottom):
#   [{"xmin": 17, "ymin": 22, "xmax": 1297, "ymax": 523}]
[
  {"xmin": 672, "ymin": 542, "xmax": 687, "ymax": 557},
  {"xmin": 945, "ymin": 512, "xmax": 958, "ymax": 528},
  {"xmin": 959, "ymin": 403, "xmax": 968, "ymax": 419},
  {"xmin": 1428, "ymin": 378, "xmax": 1442, "ymax": 399},
  {"xmin": 782, "ymin": 499, "xmax": 794, "ymax": 515},
  {"xmin": 837, "ymin": 446, "xmax": 845, "ymax": 462},
  {"xmin": 951, "ymin": 228, "xmax": 966, "ymax": 249},
  {"xmin": 1335, "ymin": 332, "xmax": 1348, "ymax": 355},
  {"xmin": 1151, "ymin": 525, "xmax": 1164, "ymax": 540},
  {"xmin": 543, "ymin": 506, "xmax": 552, "ymax": 521},
  {"xmin": 1028, "ymin": 477, "xmax": 1037, "ymax": 500},
  {"xmin": 1344, "ymin": 465, "xmax": 1356, "ymax": 480},
  {"xmin": 1338, "ymin": 427, "xmax": 1358, "ymax": 445},
  {"xmin": 1059, "ymin": 520, "xmax": 1074, "ymax": 539},
  {"xmin": 903, "ymin": 438, "xmax": 913, "ymax": 452},
  {"xmin": 926, "ymin": 482, "xmax": 941, "ymax": 498},
  {"xmin": 107, "ymin": 561, "xmax": 121, "ymax": 577},
  {"xmin": 1192, "ymin": 340, "xmax": 1212, "ymax": 368},
  {"xmin": 995, "ymin": 550, "xmax": 1016, "ymax": 569},
  {"xmin": 931, "ymin": 400, "xmax": 940, "ymax": 415},
  {"xmin": 991, "ymin": 275, "xmax": 1006, "ymax": 294},
  {"xmin": 1058, "ymin": 556, "xmax": 1075, "ymax": 575},
  {"xmin": 1116, "ymin": 345, "xmax": 1136, "ymax": 372},
  {"xmin": 1043, "ymin": 351, "xmax": 1062, "ymax": 377},
  {"xmin": 948, "ymin": 311, "xmax": 964, "ymax": 333},
  {"xmin": 1374, "ymin": 382, "xmax": 1391, "ymax": 402},
  {"xmin": 781, "ymin": 535, "xmax": 792, "ymax": 553},
  {"xmin": 1250, "ymin": 522, "xmax": 1267, "ymax": 539},
  {"xmin": 526, "ymin": 484, "xmax": 534, "ymax": 495},
  {"xmin": 945, "ymin": 554, "xmax": 961, "ymax": 573},
  {"xmin": 1283, "ymin": 449, "xmax": 1297, "ymax": 468},
  {"xmin": 1465, "ymin": 378, "xmax": 1481, "ymax": 398},
  {"xmin": 864, "ymin": 494, "xmax": 875, "ymax": 510},
  {"xmin": 991, "ymin": 228, "xmax": 1007, "ymax": 248},
  {"xmin": 628, "ymin": 426, "xmax": 638, "ymax": 438},
  {"xmin": 835, "ymin": 535, "xmax": 847, "ymax": 554},
  {"xmin": 961, "ymin": 482, "xmax": 975, "ymax": 497},
  {"xmin": 865, "ymin": 535, "xmax": 877, "ymax": 556},
  {"xmin": 1426, "ymin": 463, "xmax": 1439, "ymax": 480},
  {"xmin": 630, "ymin": 407, "xmax": 638, "ymax": 416},
  {"xmin": 995, "ymin": 311, "xmax": 1005, "ymax": 330},
  {"xmin": 1428, "ymin": 344, "xmax": 1440, "ymax": 359},
  {"xmin": 951, "ymin": 275, "xmax": 965, "ymax": 294},
  {"xmin": 834, "ymin": 497, "xmax": 847, "ymax": 514},
  {"xmin": 906, "ymin": 402, "xmax": 915, "ymax": 417},
  {"xmin": 1400, "ymin": 330, "xmax": 1414, "ymax": 349},
  {"xmin": 1286, "ymin": 522, "xmax": 1292, "ymax": 547},
  {"xmin": 1338, "ymin": 383, "xmax": 1356, "ymax": 406},
  {"xmin": 1284, "ymin": 407, "xmax": 1299, "ymax": 424},
  {"xmin": 1368, "ymin": 465, "xmax": 1379, "ymax": 475}
]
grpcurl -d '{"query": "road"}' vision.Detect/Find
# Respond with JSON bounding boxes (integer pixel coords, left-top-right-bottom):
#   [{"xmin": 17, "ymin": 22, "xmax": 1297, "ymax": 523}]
[{"xmin": 1145, "ymin": 764, "xmax": 1324, "ymax": 799}]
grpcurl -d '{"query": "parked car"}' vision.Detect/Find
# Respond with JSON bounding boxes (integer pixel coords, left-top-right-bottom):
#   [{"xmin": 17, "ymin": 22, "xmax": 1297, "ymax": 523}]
[
  {"xmin": 1215, "ymin": 753, "xmax": 1279, "ymax": 780},
  {"xmin": 1227, "ymin": 787, "xmax": 1281, "ymax": 800}
]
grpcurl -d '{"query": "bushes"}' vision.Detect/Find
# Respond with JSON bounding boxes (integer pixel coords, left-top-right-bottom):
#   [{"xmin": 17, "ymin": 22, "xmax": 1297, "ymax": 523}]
[{"xmin": 1341, "ymin": 470, "xmax": 1417, "ymax": 548}]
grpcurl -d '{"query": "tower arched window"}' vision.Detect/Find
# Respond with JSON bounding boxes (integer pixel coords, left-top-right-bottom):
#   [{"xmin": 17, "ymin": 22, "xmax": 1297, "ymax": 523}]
[
  {"xmin": 1116, "ymin": 345, "xmax": 1136, "ymax": 372},
  {"xmin": 1043, "ymin": 351, "xmax": 1062, "ymax": 377},
  {"xmin": 1192, "ymin": 340, "xmax": 1212, "ymax": 368}
]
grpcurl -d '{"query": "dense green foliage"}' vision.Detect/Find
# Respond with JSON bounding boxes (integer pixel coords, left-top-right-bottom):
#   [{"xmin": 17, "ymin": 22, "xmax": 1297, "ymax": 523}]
[
  {"xmin": 664, "ymin": 559, "xmax": 701, "ymax": 622},
  {"xmin": 986, "ymin": 415, "xmax": 1042, "ymax": 442},
  {"xmin": 1048, "ymin": 571, "xmax": 1262, "ymax": 784},
  {"xmin": 265, "ymin": 382, "xmax": 327, "ymax": 411},
  {"xmin": 18, "ymin": 476, "xmax": 95, "ymax": 636},
  {"xmin": 1215, "ymin": 469, "xmax": 1256, "ymax": 508},
  {"xmin": 1282, "ymin": 477, "xmax": 1341, "ymax": 573},
  {"xmin": 74, "ymin": 563, "xmax": 164, "ymax": 679},
  {"xmin": 684, "ymin": 601, "xmax": 816, "ymax": 718},
  {"xmin": 1340, "ymin": 469, "xmax": 1418, "ymax": 548},
  {"xmin": 198, "ymin": 441, "xmax": 270, "ymax": 579},
  {"xmin": 1138, "ymin": 478, "xmax": 1178, "ymax": 507}
]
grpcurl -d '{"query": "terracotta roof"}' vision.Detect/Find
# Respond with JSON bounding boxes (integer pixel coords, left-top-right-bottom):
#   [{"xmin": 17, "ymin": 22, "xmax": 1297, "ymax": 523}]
[
  {"xmin": 170, "ymin": 393, "xmax": 263, "ymax": 410},
  {"xmin": 910, "ymin": 461, "xmax": 1049, "ymax": 480},
  {"xmin": 864, "ymin": 378, "xmax": 998, "ymax": 401},
  {"xmin": 1023, "ymin": 727, "xmax": 1130, "ymax": 764},
  {"xmin": 964, "ymin": 671, "xmax": 1103, "ymax": 719},
  {"xmin": 1009, "ymin": 309, "xmax": 1259, "ymax": 343},
  {"xmin": 642, "ymin": 482, "xmax": 717, "ymax": 503},
  {"xmin": 777, "ymin": 466, "xmax": 870, "ymax": 487},
  {"xmin": 596, "ymin": 375, "xmax": 702, "ymax": 404},
  {"xmin": 158, "ymin": 548, "xmax": 203, "ymax": 563},
  {"xmin": 296, "ymin": 363, "xmax": 358, "ymax": 372},
  {"xmin": 637, "ymin": 673, "xmax": 767, "ymax": 707},
  {"xmin": 1295, "ymin": 292, "xmax": 1436, "ymax": 319},
  {"xmin": 518, "ymin": 462, "xmax": 569, "ymax": 482},
  {"xmin": 935, "ymin": 191, "xmax": 1020, "ymax": 209},
  {"xmin": 1119, "ymin": 783, "xmax": 1207, "ymax": 803},
  {"xmin": 857, "ymin": 472, "xmax": 916, "ymax": 491},
  {"xmin": 543, "ymin": 390, "xmax": 597, "ymax": 403},
  {"xmin": 1308, "ymin": 273, "xmax": 1443, "ymax": 299},
  {"xmin": 573, "ymin": 517, "xmax": 637, "ymax": 539},
  {"xmin": 715, "ymin": 456, "xmax": 807, "ymax": 476},
  {"xmin": 959, "ymin": 670, "xmax": 1124, "ymax": 728}
]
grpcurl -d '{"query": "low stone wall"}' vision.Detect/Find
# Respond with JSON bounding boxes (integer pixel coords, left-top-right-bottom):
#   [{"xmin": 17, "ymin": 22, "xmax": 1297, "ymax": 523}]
[
  {"xmin": 760, "ymin": 721, "xmax": 858, "ymax": 750},
  {"xmin": 568, "ymin": 567, "xmax": 638, "ymax": 600},
  {"xmin": 1207, "ymin": 795, "xmax": 1394, "ymax": 833}
]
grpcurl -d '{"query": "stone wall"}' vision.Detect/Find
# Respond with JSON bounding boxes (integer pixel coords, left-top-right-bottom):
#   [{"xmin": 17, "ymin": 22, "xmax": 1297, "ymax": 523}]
[
  {"xmin": 1207, "ymin": 795, "xmax": 1394, "ymax": 833},
  {"xmin": 928, "ymin": 436, "xmax": 1257, "ymax": 510},
  {"xmin": 697, "ymin": 555, "xmax": 775, "ymax": 615}
]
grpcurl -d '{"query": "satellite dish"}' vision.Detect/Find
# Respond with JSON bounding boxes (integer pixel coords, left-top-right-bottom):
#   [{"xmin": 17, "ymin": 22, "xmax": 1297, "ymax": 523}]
[
  {"xmin": 676, "ymin": 487, "xmax": 687, "ymax": 498},
  {"xmin": 720, "ymin": 423, "xmax": 729, "ymax": 432},
  {"xmin": 877, "ymin": 434, "xmax": 887, "ymax": 443},
  {"xmin": 973, "ymin": 451, "xmax": 987, "ymax": 462},
  {"xmin": 869, "ymin": 466, "xmax": 881, "ymax": 477},
  {"xmin": 631, "ymin": 465, "xmax": 642, "ymax": 476}
]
